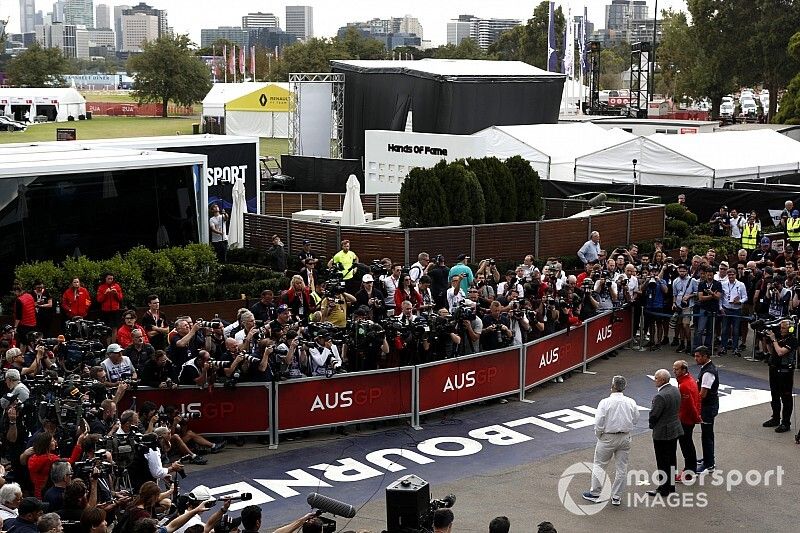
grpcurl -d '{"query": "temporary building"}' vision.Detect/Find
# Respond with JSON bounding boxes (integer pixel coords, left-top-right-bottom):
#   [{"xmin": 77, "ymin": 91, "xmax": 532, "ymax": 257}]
[
  {"xmin": 0, "ymin": 87, "xmax": 86, "ymax": 122},
  {"xmin": 331, "ymin": 59, "xmax": 565, "ymax": 161},
  {"xmin": 473, "ymin": 123, "xmax": 636, "ymax": 181},
  {"xmin": 574, "ymin": 130, "xmax": 800, "ymax": 188},
  {"xmin": 201, "ymin": 82, "xmax": 291, "ymax": 138}
]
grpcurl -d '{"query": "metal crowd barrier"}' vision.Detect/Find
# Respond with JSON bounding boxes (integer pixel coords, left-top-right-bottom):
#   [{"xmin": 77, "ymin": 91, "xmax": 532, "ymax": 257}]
[{"xmin": 122, "ymin": 307, "xmax": 634, "ymax": 447}]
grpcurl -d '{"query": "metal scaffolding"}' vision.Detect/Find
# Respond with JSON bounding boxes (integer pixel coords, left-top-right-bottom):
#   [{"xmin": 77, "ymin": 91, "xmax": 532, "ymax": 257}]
[{"xmin": 288, "ymin": 72, "xmax": 345, "ymax": 159}]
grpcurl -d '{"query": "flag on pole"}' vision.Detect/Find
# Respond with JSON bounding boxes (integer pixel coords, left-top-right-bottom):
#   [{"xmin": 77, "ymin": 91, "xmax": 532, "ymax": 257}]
[
  {"xmin": 547, "ymin": 2, "xmax": 557, "ymax": 72},
  {"xmin": 564, "ymin": 6, "xmax": 574, "ymax": 78},
  {"xmin": 239, "ymin": 45, "xmax": 245, "ymax": 76},
  {"xmin": 222, "ymin": 44, "xmax": 227, "ymax": 74},
  {"xmin": 228, "ymin": 45, "xmax": 235, "ymax": 75},
  {"xmin": 579, "ymin": 7, "xmax": 588, "ymax": 75},
  {"xmin": 250, "ymin": 46, "xmax": 256, "ymax": 76}
]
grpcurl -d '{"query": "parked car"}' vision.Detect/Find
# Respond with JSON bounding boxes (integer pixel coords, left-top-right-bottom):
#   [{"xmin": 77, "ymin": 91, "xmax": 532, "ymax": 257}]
[
  {"xmin": 720, "ymin": 101, "xmax": 734, "ymax": 117},
  {"xmin": 0, "ymin": 115, "xmax": 27, "ymax": 132},
  {"xmin": 740, "ymin": 98, "xmax": 758, "ymax": 116}
]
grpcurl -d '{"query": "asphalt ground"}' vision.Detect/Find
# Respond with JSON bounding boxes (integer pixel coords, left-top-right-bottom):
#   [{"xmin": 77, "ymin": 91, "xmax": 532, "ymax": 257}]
[{"xmin": 180, "ymin": 342, "xmax": 799, "ymax": 533}]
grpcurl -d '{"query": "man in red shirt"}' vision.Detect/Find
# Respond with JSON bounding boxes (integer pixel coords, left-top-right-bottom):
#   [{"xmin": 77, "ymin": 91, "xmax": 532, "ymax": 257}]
[
  {"xmin": 673, "ymin": 359, "xmax": 702, "ymax": 481},
  {"xmin": 96, "ymin": 273, "xmax": 123, "ymax": 337},
  {"xmin": 13, "ymin": 284, "xmax": 37, "ymax": 346}
]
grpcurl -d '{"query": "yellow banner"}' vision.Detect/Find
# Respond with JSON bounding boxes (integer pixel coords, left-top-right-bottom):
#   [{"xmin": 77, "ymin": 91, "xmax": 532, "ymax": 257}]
[{"xmin": 226, "ymin": 84, "xmax": 291, "ymax": 112}]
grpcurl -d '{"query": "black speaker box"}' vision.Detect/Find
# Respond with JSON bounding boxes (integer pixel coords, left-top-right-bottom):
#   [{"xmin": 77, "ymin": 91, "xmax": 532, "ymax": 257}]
[{"xmin": 386, "ymin": 475, "xmax": 430, "ymax": 532}]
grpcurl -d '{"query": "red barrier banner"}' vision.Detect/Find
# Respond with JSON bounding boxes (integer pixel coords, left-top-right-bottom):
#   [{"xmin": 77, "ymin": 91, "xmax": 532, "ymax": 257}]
[
  {"xmin": 417, "ymin": 349, "xmax": 520, "ymax": 414},
  {"xmin": 584, "ymin": 307, "xmax": 633, "ymax": 360},
  {"xmin": 124, "ymin": 384, "xmax": 270, "ymax": 435},
  {"xmin": 276, "ymin": 368, "xmax": 414, "ymax": 431},
  {"xmin": 525, "ymin": 327, "xmax": 586, "ymax": 388}
]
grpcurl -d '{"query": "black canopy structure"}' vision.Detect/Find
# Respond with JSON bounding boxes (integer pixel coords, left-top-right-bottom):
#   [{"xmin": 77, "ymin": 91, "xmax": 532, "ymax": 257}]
[{"xmin": 330, "ymin": 59, "xmax": 565, "ymax": 160}]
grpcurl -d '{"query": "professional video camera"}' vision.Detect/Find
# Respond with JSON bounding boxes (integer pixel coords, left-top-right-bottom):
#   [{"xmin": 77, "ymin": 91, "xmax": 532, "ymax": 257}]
[
  {"xmin": 420, "ymin": 493, "xmax": 456, "ymax": 533},
  {"xmin": 65, "ymin": 318, "xmax": 112, "ymax": 341},
  {"xmin": 452, "ymin": 303, "xmax": 476, "ymax": 322},
  {"xmin": 196, "ymin": 318, "xmax": 223, "ymax": 329},
  {"xmin": 73, "ymin": 457, "xmax": 114, "ymax": 480},
  {"xmin": 750, "ymin": 316, "xmax": 785, "ymax": 335},
  {"xmin": 370, "ymin": 259, "xmax": 388, "ymax": 278}
]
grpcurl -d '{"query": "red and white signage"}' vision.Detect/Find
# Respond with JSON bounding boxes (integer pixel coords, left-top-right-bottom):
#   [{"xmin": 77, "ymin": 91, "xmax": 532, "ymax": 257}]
[
  {"xmin": 127, "ymin": 384, "xmax": 270, "ymax": 434},
  {"xmin": 417, "ymin": 349, "xmax": 520, "ymax": 414},
  {"xmin": 584, "ymin": 307, "xmax": 633, "ymax": 361},
  {"xmin": 680, "ymin": 128, "xmax": 698, "ymax": 134},
  {"xmin": 276, "ymin": 368, "xmax": 414, "ymax": 431},
  {"xmin": 525, "ymin": 327, "xmax": 586, "ymax": 387}
]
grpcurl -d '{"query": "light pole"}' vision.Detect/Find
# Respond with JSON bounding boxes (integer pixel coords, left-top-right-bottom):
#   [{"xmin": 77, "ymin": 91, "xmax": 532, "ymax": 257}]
[{"xmin": 632, "ymin": 158, "xmax": 638, "ymax": 209}]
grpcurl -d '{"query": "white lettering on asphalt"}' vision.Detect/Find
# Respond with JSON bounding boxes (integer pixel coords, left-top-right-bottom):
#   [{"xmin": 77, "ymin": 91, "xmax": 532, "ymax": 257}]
[
  {"xmin": 365, "ymin": 448, "xmax": 436, "ymax": 472},
  {"xmin": 308, "ymin": 458, "xmax": 383, "ymax": 482},
  {"xmin": 253, "ymin": 469, "xmax": 331, "ymax": 498},
  {"xmin": 504, "ymin": 415, "xmax": 569, "ymax": 433},
  {"xmin": 539, "ymin": 408, "xmax": 596, "ymax": 429},
  {"xmin": 468, "ymin": 425, "xmax": 533, "ymax": 446},
  {"xmin": 417, "ymin": 436, "xmax": 483, "ymax": 457}
]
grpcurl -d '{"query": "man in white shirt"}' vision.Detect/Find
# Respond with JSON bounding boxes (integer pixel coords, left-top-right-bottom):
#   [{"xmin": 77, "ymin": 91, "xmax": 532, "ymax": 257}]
[
  {"xmin": 446, "ymin": 275, "xmax": 466, "ymax": 313},
  {"xmin": 408, "ymin": 252, "xmax": 430, "ymax": 285},
  {"xmin": 719, "ymin": 268, "xmax": 748, "ymax": 356},
  {"xmin": 578, "ymin": 231, "xmax": 601, "ymax": 265},
  {"xmin": 306, "ymin": 333, "xmax": 343, "ymax": 375},
  {"xmin": 381, "ymin": 264, "xmax": 403, "ymax": 309},
  {"xmin": 583, "ymin": 375, "xmax": 640, "ymax": 506},
  {"xmin": 729, "ymin": 208, "xmax": 745, "ymax": 239},
  {"xmin": 208, "ymin": 203, "xmax": 228, "ymax": 262}
]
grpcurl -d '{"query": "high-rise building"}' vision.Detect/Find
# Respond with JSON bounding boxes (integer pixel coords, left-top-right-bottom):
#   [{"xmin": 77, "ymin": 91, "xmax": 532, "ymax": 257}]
[
  {"xmin": 36, "ymin": 21, "xmax": 77, "ymax": 57},
  {"xmin": 397, "ymin": 15, "xmax": 422, "ymax": 39},
  {"xmin": 52, "ymin": 1, "xmax": 65, "ymax": 23},
  {"xmin": 113, "ymin": 4, "xmax": 130, "ymax": 50},
  {"xmin": 95, "ymin": 3, "xmax": 110, "ymax": 28},
  {"xmin": 20, "ymin": 0, "xmax": 37, "ymax": 34},
  {"xmin": 64, "ymin": 0, "xmax": 94, "ymax": 27},
  {"xmin": 124, "ymin": 2, "xmax": 168, "ymax": 38},
  {"xmin": 242, "ymin": 12, "xmax": 279, "ymax": 29},
  {"xmin": 248, "ymin": 27, "xmax": 297, "ymax": 55},
  {"xmin": 447, "ymin": 14, "xmax": 520, "ymax": 50},
  {"xmin": 35, "ymin": 10, "xmax": 44, "ymax": 26},
  {"xmin": 285, "ymin": 5, "xmax": 313, "ymax": 41},
  {"xmin": 200, "ymin": 26, "xmax": 249, "ymax": 49},
  {"xmin": 605, "ymin": 0, "xmax": 648, "ymax": 34},
  {"xmin": 87, "ymin": 27, "xmax": 114, "ymax": 48},
  {"xmin": 121, "ymin": 11, "xmax": 158, "ymax": 52}
]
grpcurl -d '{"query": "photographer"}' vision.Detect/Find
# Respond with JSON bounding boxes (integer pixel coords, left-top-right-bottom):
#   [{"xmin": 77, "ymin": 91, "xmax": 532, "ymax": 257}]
[
  {"xmin": 355, "ymin": 274, "xmax": 385, "ymax": 321},
  {"xmin": 428, "ymin": 308, "xmax": 462, "ymax": 360},
  {"xmin": 460, "ymin": 298, "xmax": 483, "ymax": 355},
  {"xmin": 100, "ymin": 344, "xmax": 137, "ymax": 384},
  {"xmin": 304, "ymin": 332, "xmax": 343, "ymax": 376},
  {"xmin": 577, "ymin": 278, "xmax": 599, "ymax": 321},
  {"xmin": 446, "ymin": 276, "xmax": 466, "ymax": 314},
  {"xmin": 476, "ymin": 259, "xmax": 501, "ymax": 287},
  {"xmin": 418, "ymin": 275, "xmax": 436, "ymax": 312},
  {"xmin": 505, "ymin": 291, "xmax": 531, "ymax": 346},
  {"xmin": 672, "ymin": 264, "xmax": 698, "ymax": 354},
  {"xmin": 381, "ymin": 264, "xmax": 403, "ymax": 312},
  {"xmin": 643, "ymin": 265, "xmax": 669, "ymax": 349},
  {"xmin": 21, "ymin": 429, "xmax": 86, "ymax": 498},
  {"xmin": 481, "ymin": 302, "xmax": 512, "ymax": 351},
  {"xmin": 497, "ymin": 271, "xmax": 524, "ymax": 305},
  {"xmin": 348, "ymin": 306, "xmax": 390, "ymax": 371},
  {"xmin": 42, "ymin": 461, "xmax": 73, "ymax": 511},
  {"xmin": 593, "ymin": 271, "xmax": 618, "ymax": 311},
  {"xmin": 408, "ymin": 252, "xmax": 431, "ymax": 285},
  {"xmin": 169, "ymin": 486, "xmax": 235, "ymax": 533},
  {"xmin": 235, "ymin": 312, "xmax": 268, "ymax": 358},
  {"xmin": 277, "ymin": 331, "xmax": 310, "ymax": 378},
  {"xmin": 757, "ymin": 277, "xmax": 791, "ymax": 358},
  {"xmin": 168, "ymin": 320, "xmax": 202, "ymax": 367},
  {"xmin": 124, "ymin": 330, "xmax": 155, "ymax": 374},
  {"xmin": 763, "ymin": 320, "xmax": 797, "ymax": 434},
  {"xmin": 128, "ymin": 430, "xmax": 184, "ymax": 492},
  {"xmin": 319, "ymin": 286, "xmax": 356, "ymax": 328},
  {"xmin": 473, "ymin": 272, "xmax": 495, "ymax": 304},
  {"xmin": 141, "ymin": 351, "xmax": 177, "ymax": 389},
  {"xmin": 250, "ymin": 290, "xmax": 278, "ymax": 324},
  {"xmin": 428, "ymin": 255, "xmax": 451, "ymax": 310},
  {"xmin": 177, "ymin": 351, "xmax": 213, "ymax": 387},
  {"xmin": 88, "ymin": 400, "xmax": 119, "ymax": 437}
]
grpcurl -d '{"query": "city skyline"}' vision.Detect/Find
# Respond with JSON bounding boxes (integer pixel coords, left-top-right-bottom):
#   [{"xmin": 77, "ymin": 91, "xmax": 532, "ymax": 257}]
[{"xmin": 2, "ymin": 0, "xmax": 687, "ymax": 45}]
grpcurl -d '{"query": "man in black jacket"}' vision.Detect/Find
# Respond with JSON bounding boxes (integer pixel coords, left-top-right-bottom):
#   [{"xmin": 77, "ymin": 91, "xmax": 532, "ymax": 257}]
[{"xmin": 647, "ymin": 368, "xmax": 683, "ymax": 497}]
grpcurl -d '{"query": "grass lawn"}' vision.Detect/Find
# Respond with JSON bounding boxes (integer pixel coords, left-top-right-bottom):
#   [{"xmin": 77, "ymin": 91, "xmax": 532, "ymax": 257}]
[
  {"xmin": 0, "ymin": 115, "xmax": 291, "ymax": 158},
  {"xmin": 79, "ymin": 91, "xmax": 138, "ymax": 103}
]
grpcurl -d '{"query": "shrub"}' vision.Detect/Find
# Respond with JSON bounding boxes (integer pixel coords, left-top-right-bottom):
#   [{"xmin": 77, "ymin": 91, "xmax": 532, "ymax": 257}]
[
  {"xmin": 505, "ymin": 155, "xmax": 543, "ymax": 221},
  {"xmin": 14, "ymin": 261, "xmax": 62, "ymax": 291},
  {"xmin": 666, "ymin": 219, "xmax": 691, "ymax": 238},
  {"xmin": 432, "ymin": 160, "xmax": 485, "ymax": 225},
  {"xmin": 399, "ymin": 167, "xmax": 449, "ymax": 228},
  {"xmin": 465, "ymin": 158, "xmax": 502, "ymax": 223}
]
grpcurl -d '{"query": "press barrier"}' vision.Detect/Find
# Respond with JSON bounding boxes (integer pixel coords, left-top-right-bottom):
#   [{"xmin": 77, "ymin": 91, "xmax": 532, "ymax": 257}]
[{"xmin": 122, "ymin": 307, "xmax": 633, "ymax": 447}]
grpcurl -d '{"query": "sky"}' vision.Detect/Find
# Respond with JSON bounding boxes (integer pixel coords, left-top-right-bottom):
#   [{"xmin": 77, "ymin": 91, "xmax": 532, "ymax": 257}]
[{"xmin": 1, "ymin": 0, "xmax": 688, "ymax": 46}]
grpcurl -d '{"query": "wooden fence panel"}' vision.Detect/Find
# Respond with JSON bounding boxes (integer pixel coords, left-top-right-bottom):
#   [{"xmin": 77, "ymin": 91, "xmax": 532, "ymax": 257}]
[
  {"xmin": 474, "ymin": 222, "xmax": 537, "ymax": 262},
  {"xmin": 339, "ymin": 228, "xmax": 405, "ymax": 265},
  {"xmin": 630, "ymin": 206, "xmax": 665, "ymax": 243},
  {"xmin": 408, "ymin": 227, "xmax": 473, "ymax": 265},
  {"xmin": 538, "ymin": 218, "xmax": 589, "ymax": 259},
  {"xmin": 590, "ymin": 211, "xmax": 629, "ymax": 250}
]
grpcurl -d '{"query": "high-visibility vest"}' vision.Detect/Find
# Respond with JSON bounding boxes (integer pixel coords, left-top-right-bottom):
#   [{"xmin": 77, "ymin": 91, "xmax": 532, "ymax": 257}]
[
  {"xmin": 788, "ymin": 218, "xmax": 800, "ymax": 242},
  {"xmin": 741, "ymin": 224, "xmax": 759, "ymax": 250}
]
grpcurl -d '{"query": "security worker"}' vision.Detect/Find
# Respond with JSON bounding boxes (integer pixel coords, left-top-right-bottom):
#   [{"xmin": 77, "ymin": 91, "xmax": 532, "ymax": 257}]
[
  {"xmin": 787, "ymin": 210, "xmax": 800, "ymax": 246},
  {"xmin": 762, "ymin": 319, "xmax": 797, "ymax": 433},
  {"xmin": 740, "ymin": 215, "xmax": 760, "ymax": 251}
]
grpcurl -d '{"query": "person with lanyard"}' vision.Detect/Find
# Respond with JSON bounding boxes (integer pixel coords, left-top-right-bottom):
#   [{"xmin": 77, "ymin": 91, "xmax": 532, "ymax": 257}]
[
  {"xmin": 296, "ymin": 239, "xmax": 317, "ymax": 269},
  {"xmin": 719, "ymin": 267, "xmax": 747, "ymax": 356},
  {"xmin": 762, "ymin": 319, "xmax": 797, "ymax": 435},
  {"xmin": 140, "ymin": 295, "xmax": 169, "ymax": 351},
  {"xmin": 408, "ymin": 252, "xmax": 430, "ymax": 286},
  {"xmin": 32, "ymin": 281, "xmax": 53, "ymax": 336},
  {"xmin": 694, "ymin": 267, "xmax": 722, "ymax": 351},
  {"xmin": 672, "ymin": 264, "xmax": 698, "ymax": 354},
  {"xmin": 381, "ymin": 264, "xmax": 402, "ymax": 313},
  {"xmin": 394, "ymin": 273, "xmax": 423, "ymax": 315}
]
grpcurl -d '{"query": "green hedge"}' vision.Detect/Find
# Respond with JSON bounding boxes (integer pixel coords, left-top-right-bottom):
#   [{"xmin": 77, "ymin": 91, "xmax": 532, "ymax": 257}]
[{"xmin": 13, "ymin": 244, "xmax": 289, "ymax": 307}]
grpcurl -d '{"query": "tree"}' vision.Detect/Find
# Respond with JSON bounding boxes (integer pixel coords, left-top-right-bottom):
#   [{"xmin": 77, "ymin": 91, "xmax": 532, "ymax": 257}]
[
  {"xmin": 504, "ymin": 156, "xmax": 542, "ymax": 221},
  {"xmin": 6, "ymin": 42, "xmax": 69, "ymax": 87},
  {"xmin": 431, "ymin": 39, "xmax": 486, "ymax": 60},
  {"xmin": 432, "ymin": 161, "xmax": 485, "ymax": 225},
  {"xmin": 195, "ymin": 38, "xmax": 237, "ymax": 57},
  {"xmin": 653, "ymin": 10, "xmax": 695, "ymax": 103},
  {"xmin": 271, "ymin": 38, "xmax": 338, "ymax": 81},
  {"xmin": 399, "ymin": 167, "xmax": 449, "ymax": 228},
  {"xmin": 127, "ymin": 34, "xmax": 212, "ymax": 117},
  {"xmin": 487, "ymin": 1, "xmax": 564, "ymax": 69},
  {"xmin": 774, "ymin": 31, "xmax": 800, "ymax": 123},
  {"xmin": 335, "ymin": 27, "xmax": 386, "ymax": 60},
  {"xmin": 599, "ymin": 49, "xmax": 627, "ymax": 90}
]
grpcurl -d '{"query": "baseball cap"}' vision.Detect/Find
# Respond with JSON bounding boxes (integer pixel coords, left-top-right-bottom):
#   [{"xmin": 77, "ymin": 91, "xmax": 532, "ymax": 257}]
[
  {"xmin": 457, "ymin": 253, "xmax": 468, "ymax": 261},
  {"xmin": 302, "ymin": 239, "xmax": 310, "ymax": 245},
  {"xmin": 793, "ymin": 210, "xmax": 799, "ymax": 217},
  {"xmin": 719, "ymin": 261, "xmax": 729, "ymax": 268},
  {"xmin": 761, "ymin": 237, "xmax": 771, "ymax": 245},
  {"xmin": 362, "ymin": 274, "xmax": 374, "ymax": 283},
  {"xmin": 2, "ymin": 324, "xmax": 13, "ymax": 333},
  {"xmin": 677, "ymin": 263, "xmax": 688, "ymax": 270},
  {"xmin": 19, "ymin": 497, "xmax": 48, "ymax": 515},
  {"xmin": 106, "ymin": 343, "xmax": 123, "ymax": 354},
  {"xmin": 188, "ymin": 485, "xmax": 215, "ymax": 503},
  {"xmin": 277, "ymin": 304, "xmax": 289, "ymax": 313}
]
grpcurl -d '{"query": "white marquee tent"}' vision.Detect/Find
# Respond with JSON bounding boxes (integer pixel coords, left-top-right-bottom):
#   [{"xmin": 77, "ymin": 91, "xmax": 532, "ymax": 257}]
[
  {"xmin": 201, "ymin": 82, "xmax": 291, "ymax": 138},
  {"xmin": 574, "ymin": 129, "xmax": 800, "ymax": 188},
  {"xmin": 472, "ymin": 123, "xmax": 636, "ymax": 181},
  {"xmin": 0, "ymin": 87, "xmax": 86, "ymax": 122}
]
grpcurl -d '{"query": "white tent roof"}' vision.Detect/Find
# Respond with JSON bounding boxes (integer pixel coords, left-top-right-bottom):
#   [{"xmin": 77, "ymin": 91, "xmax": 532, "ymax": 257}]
[
  {"xmin": 0, "ymin": 87, "xmax": 85, "ymax": 104},
  {"xmin": 472, "ymin": 123, "xmax": 636, "ymax": 181},
  {"xmin": 574, "ymin": 129, "xmax": 800, "ymax": 188},
  {"xmin": 201, "ymin": 82, "xmax": 290, "ymax": 116}
]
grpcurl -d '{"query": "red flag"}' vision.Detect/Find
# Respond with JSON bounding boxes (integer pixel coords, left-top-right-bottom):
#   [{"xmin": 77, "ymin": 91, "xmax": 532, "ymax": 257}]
[
  {"xmin": 239, "ymin": 46, "xmax": 245, "ymax": 76},
  {"xmin": 222, "ymin": 44, "xmax": 227, "ymax": 73},
  {"xmin": 250, "ymin": 46, "xmax": 256, "ymax": 77},
  {"xmin": 228, "ymin": 45, "xmax": 236, "ymax": 75}
]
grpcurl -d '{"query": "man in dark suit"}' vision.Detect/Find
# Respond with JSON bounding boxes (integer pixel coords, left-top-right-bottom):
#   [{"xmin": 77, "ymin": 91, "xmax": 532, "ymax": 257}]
[{"xmin": 648, "ymin": 368, "xmax": 684, "ymax": 496}]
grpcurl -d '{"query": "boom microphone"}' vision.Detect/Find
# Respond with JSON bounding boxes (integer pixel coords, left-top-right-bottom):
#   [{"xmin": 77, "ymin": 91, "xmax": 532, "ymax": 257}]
[
  {"xmin": 306, "ymin": 493, "xmax": 357, "ymax": 518},
  {"xmin": 586, "ymin": 193, "xmax": 608, "ymax": 208}
]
